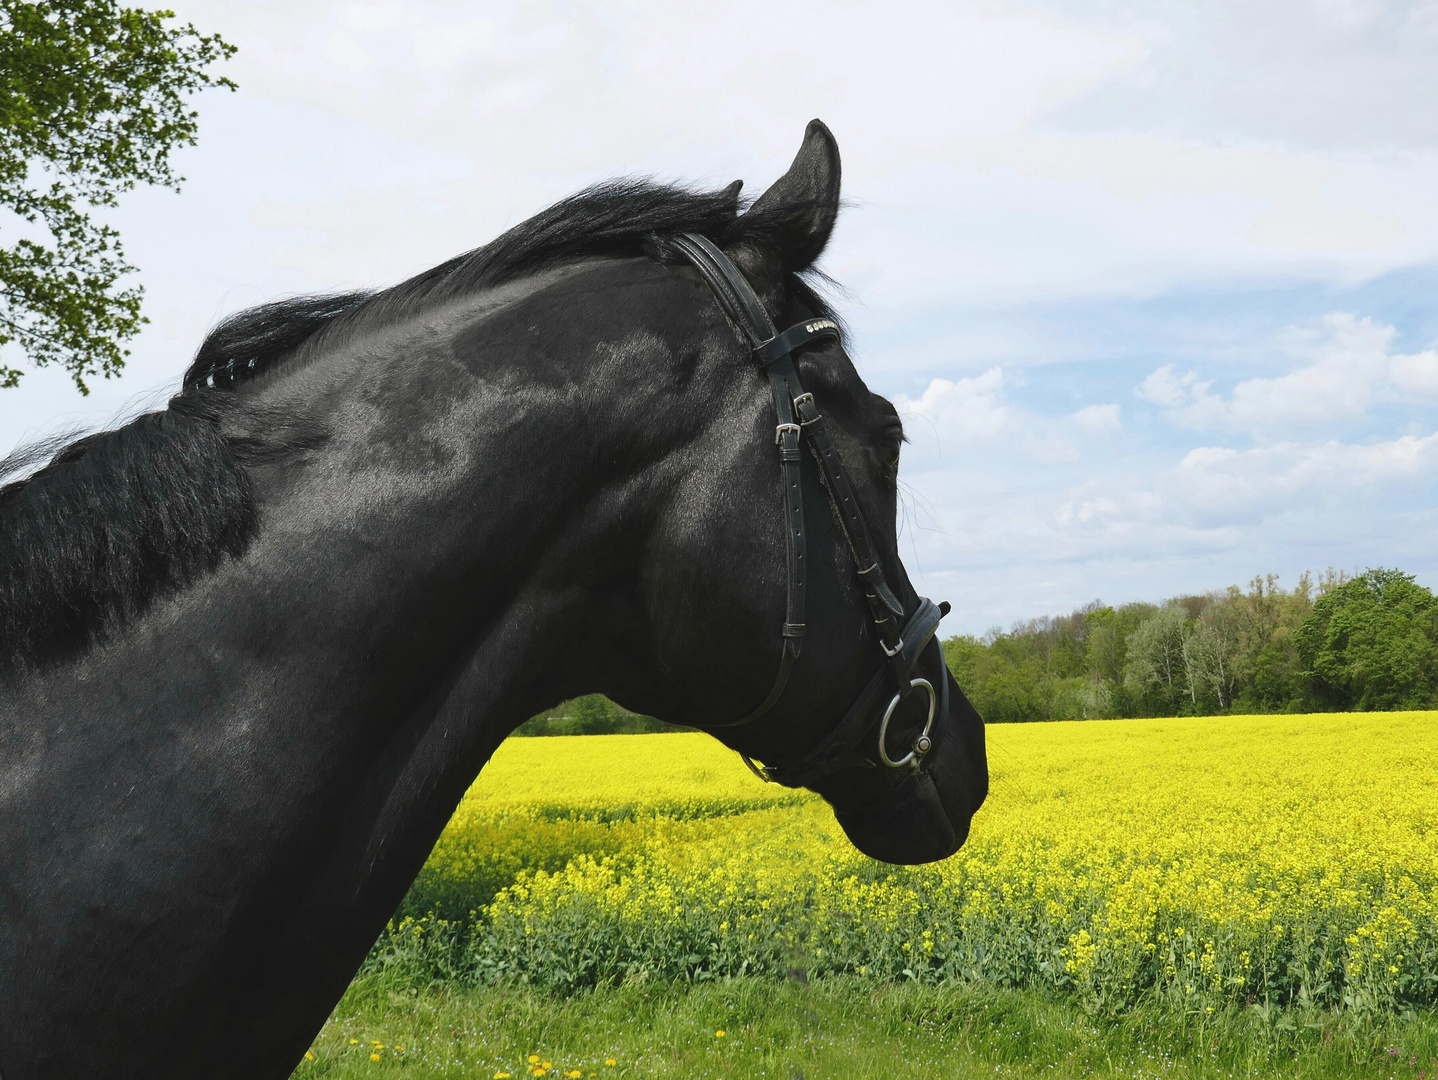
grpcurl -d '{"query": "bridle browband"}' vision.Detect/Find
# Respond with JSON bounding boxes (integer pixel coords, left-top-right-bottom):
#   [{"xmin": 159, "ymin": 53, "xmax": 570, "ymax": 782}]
[{"xmin": 667, "ymin": 233, "xmax": 951, "ymax": 789}]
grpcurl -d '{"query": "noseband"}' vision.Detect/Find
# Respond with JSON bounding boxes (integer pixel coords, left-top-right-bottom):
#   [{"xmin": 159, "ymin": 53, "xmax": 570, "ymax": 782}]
[{"xmin": 668, "ymin": 233, "xmax": 951, "ymax": 789}]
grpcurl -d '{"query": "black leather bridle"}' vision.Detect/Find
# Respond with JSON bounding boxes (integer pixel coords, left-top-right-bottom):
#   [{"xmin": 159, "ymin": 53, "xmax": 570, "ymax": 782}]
[{"xmin": 668, "ymin": 233, "xmax": 951, "ymax": 789}]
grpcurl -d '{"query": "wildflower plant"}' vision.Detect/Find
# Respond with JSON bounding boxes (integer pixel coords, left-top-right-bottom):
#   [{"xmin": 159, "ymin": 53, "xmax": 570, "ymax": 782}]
[{"xmin": 367, "ymin": 715, "xmax": 1438, "ymax": 1017}]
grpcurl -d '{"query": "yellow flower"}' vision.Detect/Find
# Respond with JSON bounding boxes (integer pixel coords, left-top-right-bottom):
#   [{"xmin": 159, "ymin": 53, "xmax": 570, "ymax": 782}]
[
  {"xmin": 529, "ymin": 1055, "xmax": 541, "ymax": 1063},
  {"xmin": 542, "ymin": 1063, "xmax": 552, "ymax": 1070},
  {"xmin": 370, "ymin": 1052, "xmax": 382, "ymax": 1062},
  {"xmin": 408, "ymin": 714, "xmax": 1438, "ymax": 1037},
  {"xmin": 304, "ymin": 1051, "xmax": 315, "ymax": 1061},
  {"xmin": 715, "ymin": 1029, "xmax": 726, "ymax": 1037},
  {"xmin": 348, "ymin": 1039, "xmax": 359, "ymax": 1045},
  {"xmin": 496, "ymin": 1074, "xmax": 511, "ymax": 1079},
  {"xmin": 567, "ymin": 1072, "xmax": 583, "ymax": 1078},
  {"xmin": 605, "ymin": 1060, "xmax": 618, "ymax": 1067}
]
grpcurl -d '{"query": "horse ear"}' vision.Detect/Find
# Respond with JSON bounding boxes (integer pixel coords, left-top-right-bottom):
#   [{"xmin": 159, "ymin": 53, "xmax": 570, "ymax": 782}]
[{"xmin": 735, "ymin": 119, "xmax": 841, "ymax": 274}]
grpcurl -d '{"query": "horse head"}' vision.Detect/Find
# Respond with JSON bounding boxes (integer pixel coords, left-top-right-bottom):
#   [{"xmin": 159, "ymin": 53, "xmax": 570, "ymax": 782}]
[{"xmin": 598, "ymin": 121, "xmax": 988, "ymax": 864}]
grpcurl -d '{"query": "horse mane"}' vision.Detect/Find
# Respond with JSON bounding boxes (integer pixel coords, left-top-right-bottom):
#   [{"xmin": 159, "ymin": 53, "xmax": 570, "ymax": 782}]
[
  {"xmin": 0, "ymin": 178, "xmax": 839, "ymax": 672},
  {"xmin": 184, "ymin": 180, "xmax": 754, "ymax": 390}
]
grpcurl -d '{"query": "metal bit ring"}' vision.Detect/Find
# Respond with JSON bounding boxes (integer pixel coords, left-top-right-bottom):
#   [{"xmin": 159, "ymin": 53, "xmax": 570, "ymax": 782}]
[{"xmin": 877, "ymin": 677, "xmax": 937, "ymax": 768}]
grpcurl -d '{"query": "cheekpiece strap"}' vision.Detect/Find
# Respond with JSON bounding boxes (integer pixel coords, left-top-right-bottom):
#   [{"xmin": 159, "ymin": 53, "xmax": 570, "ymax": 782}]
[{"xmin": 671, "ymin": 233, "xmax": 808, "ymax": 728}]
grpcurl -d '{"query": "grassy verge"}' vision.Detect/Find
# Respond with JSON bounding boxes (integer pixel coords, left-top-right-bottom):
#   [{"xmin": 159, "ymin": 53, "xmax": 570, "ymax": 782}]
[{"xmin": 294, "ymin": 975, "xmax": 1438, "ymax": 1080}]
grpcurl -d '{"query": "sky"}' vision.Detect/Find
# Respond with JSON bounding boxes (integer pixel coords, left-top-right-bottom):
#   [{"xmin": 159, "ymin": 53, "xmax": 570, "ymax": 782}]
[{"xmin": 3, "ymin": 0, "xmax": 1437, "ymax": 635}]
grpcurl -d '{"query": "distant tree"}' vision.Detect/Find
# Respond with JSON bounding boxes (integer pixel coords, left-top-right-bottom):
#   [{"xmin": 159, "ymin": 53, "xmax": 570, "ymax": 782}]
[
  {"xmin": 1123, "ymin": 605, "xmax": 1188, "ymax": 713},
  {"xmin": 514, "ymin": 695, "xmax": 687, "ymax": 736},
  {"xmin": 569, "ymin": 694, "xmax": 615, "ymax": 735},
  {"xmin": 1294, "ymin": 568, "xmax": 1438, "ymax": 710},
  {"xmin": 941, "ymin": 569, "xmax": 1434, "ymax": 723},
  {"xmin": 1074, "ymin": 673, "xmax": 1112, "ymax": 719},
  {"xmin": 1083, "ymin": 606, "xmax": 1122, "ymax": 686},
  {"xmin": 944, "ymin": 634, "xmax": 1037, "ymax": 723},
  {"xmin": 0, "ymin": 1, "xmax": 235, "ymax": 392},
  {"xmin": 1229, "ymin": 573, "xmax": 1312, "ymax": 712},
  {"xmin": 942, "ymin": 635, "xmax": 988, "ymax": 702},
  {"xmin": 1182, "ymin": 600, "xmax": 1242, "ymax": 711}
]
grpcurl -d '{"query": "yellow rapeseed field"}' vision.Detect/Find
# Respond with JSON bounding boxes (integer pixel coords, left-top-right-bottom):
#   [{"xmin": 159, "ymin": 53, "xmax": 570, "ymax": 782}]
[{"xmin": 383, "ymin": 713, "xmax": 1438, "ymax": 1015}]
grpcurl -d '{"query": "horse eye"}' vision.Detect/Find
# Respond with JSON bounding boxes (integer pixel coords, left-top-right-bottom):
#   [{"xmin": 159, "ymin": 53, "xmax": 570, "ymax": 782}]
[{"xmin": 880, "ymin": 418, "xmax": 905, "ymax": 470}]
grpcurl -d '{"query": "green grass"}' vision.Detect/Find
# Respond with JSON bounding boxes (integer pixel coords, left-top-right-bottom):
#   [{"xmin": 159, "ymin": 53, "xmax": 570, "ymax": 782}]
[{"xmin": 293, "ymin": 975, "xmax": 1438, "ymax": 1080}]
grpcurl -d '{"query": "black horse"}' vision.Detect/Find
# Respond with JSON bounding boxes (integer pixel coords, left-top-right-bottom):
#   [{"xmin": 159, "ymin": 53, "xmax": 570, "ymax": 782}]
[{"xmin": 0, "ymin": 121, "xmax": 986, "ymax": 1080}]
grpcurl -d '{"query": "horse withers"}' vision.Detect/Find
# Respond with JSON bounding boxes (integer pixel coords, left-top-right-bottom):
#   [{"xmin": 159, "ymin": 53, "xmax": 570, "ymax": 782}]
[{"xmin": 0, "ymin": 120, "xmax": 987, "ymax": 1079}]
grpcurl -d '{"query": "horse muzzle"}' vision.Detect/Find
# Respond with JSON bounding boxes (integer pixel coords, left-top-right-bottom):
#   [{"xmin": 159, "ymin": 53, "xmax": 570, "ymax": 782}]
[{"xmin": 829, "ymin": 666, "xmax": 988, "ymax": 865}]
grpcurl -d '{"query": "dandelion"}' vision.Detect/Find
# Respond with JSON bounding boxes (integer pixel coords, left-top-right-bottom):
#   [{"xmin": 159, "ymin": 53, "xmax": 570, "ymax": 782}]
[
  {"xmin": 606, "ymin": 1060, "xmax": 618, "ymax": 1067},
  {"xmin": 715, "ymin": 1030, "xmax": 726, "ymax": 1038},
  {"xmin": 348, "ymin": 1039, "xmax": 359, "ymax": 1045},
  {"xmin": 370, "ymin": 1052, "xmax": 382, "ymax": 1062},
  {"xmin": 529, "ymin": 1055, "xmax": 541, "ymax": 1064},
  {"xmin": 304, "ymin": 1051, "xmax": 315, "ymax": 1061},
  {"xmin": 496, "ymin": 1074, "xmax": 511, "ymax": 1079}
]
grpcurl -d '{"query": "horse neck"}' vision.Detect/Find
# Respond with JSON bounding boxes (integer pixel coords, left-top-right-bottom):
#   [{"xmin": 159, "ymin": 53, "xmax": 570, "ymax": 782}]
[
  {"xmin": 228, "ymin": 268, "xmax": 714, "ymax": 741},
  {"xmin": 0, "ymin": 260, "xmax": 761, "ymax": 1079}
]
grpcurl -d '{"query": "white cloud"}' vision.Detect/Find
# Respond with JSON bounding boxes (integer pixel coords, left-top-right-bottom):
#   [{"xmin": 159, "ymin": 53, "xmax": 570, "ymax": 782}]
[
  {"xmin": 1388, "ymin": 345, "xmax": 1438, "ymax": 395},
  {"xmin": 1041, "ymin": 0, "xmax": 1438, "ymax": 154},
  {"xmin": 896, "ymin": 368, "xmax": 1010, "ymax": 454},
  {"xmin": 1226, "ymin": 314, "xmax": 1393, "ymax": 425},
  {"xmin": 1137, "ymin": 366, "xmax": 1204, "ymax": 409},
  {"xmin": 1072, "ymin": 402, "xmax": 1122, "ymax": 432},
  {"xmin": 1055, "ymin": 496, "xmax": 1120, "ymax": 525},
  {"xmin": 1135, "ymin": 365, "xmax": 1226, "ymax": 427},
  {"xmin": 1176, "ymin": 432, "xmax": 1438, "ymax": 513},
  {"xmin": 1135, "ymin": 314, "xmax": 1438, "ymax": 432}
]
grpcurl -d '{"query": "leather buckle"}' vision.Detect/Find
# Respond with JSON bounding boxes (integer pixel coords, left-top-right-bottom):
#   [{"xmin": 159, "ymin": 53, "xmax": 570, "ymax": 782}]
[{"xmin": 774, "ymin": 422, "xmax": 801, "ymax": 444}]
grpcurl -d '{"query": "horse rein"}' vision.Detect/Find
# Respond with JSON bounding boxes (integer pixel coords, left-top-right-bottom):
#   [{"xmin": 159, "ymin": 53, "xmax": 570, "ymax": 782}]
[{"xmin": 667, "ymin": 233, "xmax": 951, "ymax": 789}]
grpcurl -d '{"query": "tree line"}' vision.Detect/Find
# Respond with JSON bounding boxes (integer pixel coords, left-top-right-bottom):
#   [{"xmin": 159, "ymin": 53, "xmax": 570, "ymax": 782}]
[{"xmin": 944, "ymin": 567, "xmax": 1438, "ymax": 722}]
